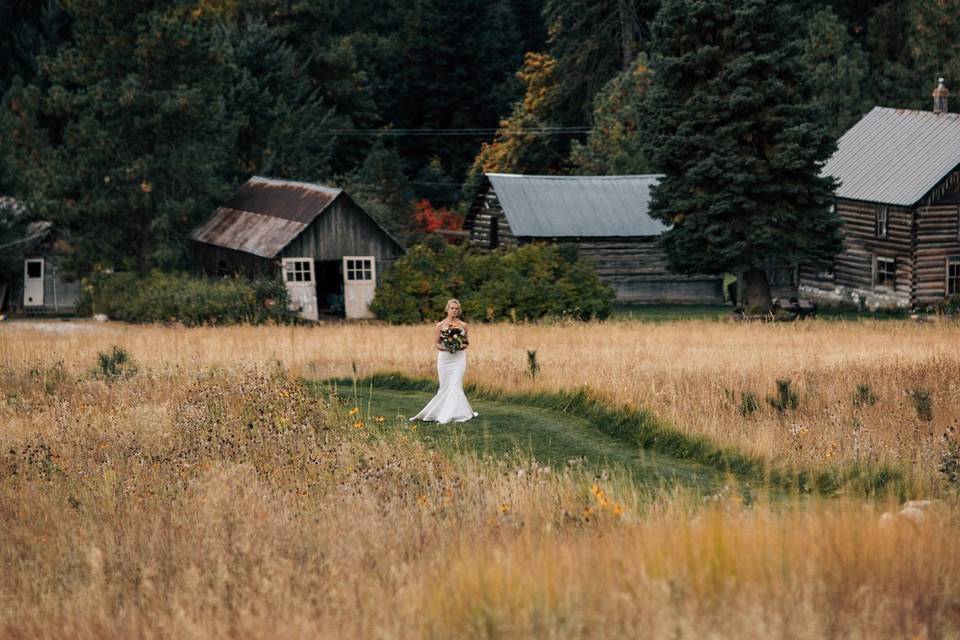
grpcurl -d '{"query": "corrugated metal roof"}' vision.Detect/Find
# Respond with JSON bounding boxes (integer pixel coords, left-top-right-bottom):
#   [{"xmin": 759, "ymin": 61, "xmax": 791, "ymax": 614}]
[
  {"xmin": 823, "ymin": 106, "xmax": 960, "ymax": 206},
  {"xmin": 225, "ymin": 176, "xmax": 341, "ymax": 223},
  {"xmin": 190, "ymin": 176, "xmax": 340, "ymax": 258},
  {"xmin": 486, "ymin": 173, "xmax": 669, "ymax": 237},
  {"xmin": 191, "ymin": 207, "xmax": 308, "ymax": 258}
]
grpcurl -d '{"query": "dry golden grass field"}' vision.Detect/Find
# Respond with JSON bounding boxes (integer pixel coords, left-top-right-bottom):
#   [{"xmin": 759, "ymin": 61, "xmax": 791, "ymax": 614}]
[{"xmin": 2, "ymin": 319, "xmax": 960, "ymax": 638}]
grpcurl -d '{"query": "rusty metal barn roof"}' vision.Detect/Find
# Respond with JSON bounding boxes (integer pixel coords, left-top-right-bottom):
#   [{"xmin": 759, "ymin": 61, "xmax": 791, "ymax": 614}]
[
  {"xmin": 486, "ymin": 173, "xmax": 669, "ymax": 237},
  {"xmin": 823, "ymin": 106, "xmax": 960, "ymax": 206},
  {"xmin": 190, "ymin": 177, "xmax": 342, "ymax": 258}
]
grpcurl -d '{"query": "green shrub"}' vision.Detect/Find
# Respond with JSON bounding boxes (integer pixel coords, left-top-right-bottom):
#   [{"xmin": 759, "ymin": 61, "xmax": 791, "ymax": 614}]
[
  {"xmin": 908, "ymin": 388, "xmax": 933, "ymax": 422},
  {"xmin": 79, "ymin": 271, "xmax": 300, "ymax": 326},
  {"xmin": 370, "ymin": 243, "xmax": 615, "ymax": 323},
  {"xmin": 96, "ymin": 346, "xmax": 136, "ymax": 380},
  {"xmin": 767, "ymin": 379, "xmax": 799, "ymax": 413},
  {"xmin": 852, "ymin": 383, "xmax": 877, "ymax": 408}
]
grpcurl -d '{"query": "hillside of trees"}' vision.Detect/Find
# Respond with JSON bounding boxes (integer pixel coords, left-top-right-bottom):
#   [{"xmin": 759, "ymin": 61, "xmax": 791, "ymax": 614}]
[{"xmin": 2, "ymin": 0, "xmax": 959, "ymax": 277}]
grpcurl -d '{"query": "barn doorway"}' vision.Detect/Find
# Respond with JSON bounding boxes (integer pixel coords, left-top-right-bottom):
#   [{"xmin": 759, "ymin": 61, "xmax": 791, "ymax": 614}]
[{"xmin": 315, "ymin": 259, "xmax": 345, "ymax": 317}]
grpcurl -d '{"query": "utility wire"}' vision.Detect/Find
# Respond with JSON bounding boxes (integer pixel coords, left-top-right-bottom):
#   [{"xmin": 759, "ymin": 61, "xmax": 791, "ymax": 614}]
[{"xmin": 323, "ymin": 126, "xmax": 590, "ymax": 137}]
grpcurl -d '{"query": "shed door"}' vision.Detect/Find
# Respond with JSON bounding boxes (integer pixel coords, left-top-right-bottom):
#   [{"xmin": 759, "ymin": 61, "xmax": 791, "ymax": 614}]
[
  {"xmin": 282, "ymin": 258, "xmax": 319, "ymax": 321},
  {"xmin": 24, "ymin": 259, "xmax": 44, "ymax": 307},
  {"xmin": 343, "ymin": 256, "xmax": 375, "ymax": 319}
]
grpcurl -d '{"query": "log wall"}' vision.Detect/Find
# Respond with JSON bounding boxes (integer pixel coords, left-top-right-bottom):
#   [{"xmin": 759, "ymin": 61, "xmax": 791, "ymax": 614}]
[
  {"xmin": 914, "ymin": 202, "xmax": 960, "ymax": 305},
  {"xmin": 799, "ymin": 199, "xmax": 913, "ymax": 307},
  {"xmin": 466, "ymin": 192, "xmax": 518, "ymax": 250},
  {"xmin": 567, "ymin": 238, "xmax": 723, "ymax": 303}
]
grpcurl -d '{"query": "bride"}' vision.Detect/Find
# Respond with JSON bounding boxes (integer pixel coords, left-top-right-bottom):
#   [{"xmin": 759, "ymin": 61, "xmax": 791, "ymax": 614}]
[{"xmin": 410, "ymin": 299, "xmax": 478, "ymax": 424}]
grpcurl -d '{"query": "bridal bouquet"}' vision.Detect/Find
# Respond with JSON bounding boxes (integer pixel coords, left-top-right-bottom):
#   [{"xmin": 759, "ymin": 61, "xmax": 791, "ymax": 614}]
[{"xmin": 439, "ymin": 327, "xmax": 468, "ymax": 353}]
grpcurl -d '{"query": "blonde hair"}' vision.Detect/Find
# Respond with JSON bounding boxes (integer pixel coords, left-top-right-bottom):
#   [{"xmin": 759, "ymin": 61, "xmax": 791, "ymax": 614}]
[{"xmin": 445, "ymin": 299, "xmax": 462, "ymax": 315}]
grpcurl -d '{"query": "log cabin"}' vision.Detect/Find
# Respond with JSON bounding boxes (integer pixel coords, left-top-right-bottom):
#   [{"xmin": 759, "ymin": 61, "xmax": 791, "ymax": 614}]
[
  {"xmin": 464, "ymin": 173, "xmax": 724, "ymax": 303},
  {"xmin": 191, "ymin": 177, "xmax": 404, "ymax": 319},
  {"xmin": 800, "ymin": 80, "xmax": 960, "ymax": 310}
]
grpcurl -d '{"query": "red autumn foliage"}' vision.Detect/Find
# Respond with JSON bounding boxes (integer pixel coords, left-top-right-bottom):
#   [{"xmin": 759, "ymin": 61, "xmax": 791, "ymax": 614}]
[{"xmin": 413, "ymin": 199, "xmax": 463, "ymax": 234}]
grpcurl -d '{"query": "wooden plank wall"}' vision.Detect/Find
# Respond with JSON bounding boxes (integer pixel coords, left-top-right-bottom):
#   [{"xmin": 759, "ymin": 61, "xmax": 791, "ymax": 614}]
[
  {"xmin": 282, "ymin": 196, "xmax": 404, "ymax": 285},
  {"xmin": 915, "ymin": 202, "xmax": 960, "ymax": 305}
]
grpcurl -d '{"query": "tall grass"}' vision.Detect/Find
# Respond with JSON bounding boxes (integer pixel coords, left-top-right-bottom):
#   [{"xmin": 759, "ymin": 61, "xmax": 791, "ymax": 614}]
[
  {"xmin": 3, "ymin": 319, "xmax": 959, "ymax": 486},
  {"xmin": 1, "ymin": 363, "xmax": 958, "ymax": 638}
]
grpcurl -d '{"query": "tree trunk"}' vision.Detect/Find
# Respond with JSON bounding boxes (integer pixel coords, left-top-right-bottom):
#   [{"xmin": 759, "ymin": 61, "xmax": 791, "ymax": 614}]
[{"xmin": 742, "ymin": 267, "xmax": 772, "ymax": 313}]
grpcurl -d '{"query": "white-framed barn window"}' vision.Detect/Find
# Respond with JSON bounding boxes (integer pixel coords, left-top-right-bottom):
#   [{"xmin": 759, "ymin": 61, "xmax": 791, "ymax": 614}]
[
  {"xmin": 345, "ymin": 258, "xmax": 373, "ymax": 282},
  {"xmin": 284, "ymin": 258, "xmax": 313, "ymax": 283},
  {"xmin": 874, "ymin": 256, "xmax": 895, "ymax": 289},
  {"xmin": 947, "ymin": 256, "xmax": 960, "ymax": 296},
  {"xmin": 875, "ymin": 205, "xmax": 888, "ymax": 239}
]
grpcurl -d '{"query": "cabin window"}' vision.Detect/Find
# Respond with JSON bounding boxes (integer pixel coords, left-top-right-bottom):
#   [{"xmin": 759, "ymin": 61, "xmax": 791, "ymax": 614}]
[
  {"xmin": 345, "ymin": 258, "xmax": 373, "ymax": 281},
  {"xmin": 26, "ymin": 260, "xmax": 42, "ymax": 278},
  {"xmin": 875, "ymin": 205, "xmax": 888, "ymax": 239},
  {"xmin": 284, "ymin": 259, "xmax": 313, "ymax": 283},
  {"xmin": 816, "ymin": 262, "xmax": 835, "ymax": 280},
  {"xmin": 874, "ymin": 256, "xmax": 896, "ymax": 289},
  {"xmin": 948, "ymin": 256, "xmax": 960, "ymax": 296},
  {"xmin": 489, "ymin": 216, "xmax": 499, "ymax": 250}
]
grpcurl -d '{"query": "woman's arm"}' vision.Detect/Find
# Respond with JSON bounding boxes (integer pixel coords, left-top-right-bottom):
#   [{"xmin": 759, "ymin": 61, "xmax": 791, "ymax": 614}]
[
  {"xmin": 460, "ymin": 322, "xmax": 469, "ymax": 350},
  {"xmin": 435, "ymin": 322, "xmax": 444, "ymax": 351}
]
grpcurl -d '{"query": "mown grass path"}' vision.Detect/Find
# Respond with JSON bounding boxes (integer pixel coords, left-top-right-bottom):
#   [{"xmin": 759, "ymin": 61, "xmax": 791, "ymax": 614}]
[{"xmin": 318, "ymin": 382, "xmax": 719, "ymax": 490}]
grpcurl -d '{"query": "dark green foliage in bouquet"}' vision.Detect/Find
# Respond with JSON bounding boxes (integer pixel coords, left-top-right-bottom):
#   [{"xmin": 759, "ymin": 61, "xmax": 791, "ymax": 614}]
[
  {"xmin": 371, "ymin": 243, "xmax": 615, "ymax": 324},
  {"xmin": 78, "ymin": 271, "xmax": 300, "ymax": 326}
]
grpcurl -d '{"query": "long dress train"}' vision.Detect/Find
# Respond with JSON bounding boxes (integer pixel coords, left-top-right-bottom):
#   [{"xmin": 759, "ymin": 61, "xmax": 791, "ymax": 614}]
[{"xmin": 410, "ymin": 349, "xmax": 478, "ymax": 423}]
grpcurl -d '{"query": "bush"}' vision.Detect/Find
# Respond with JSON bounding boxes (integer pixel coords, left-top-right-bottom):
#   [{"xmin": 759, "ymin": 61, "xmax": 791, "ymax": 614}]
[
  {"xmin": 95, "ymin": 346, "xmax": 136, "ymax": 380},
  {"xmin": 79, "ymin": 271, "xmax": 300, "ymax": 326},
  {"xmin": 852, "ymin": 383, "xmax": 877, "ymax": 408},
  {"xmin": 908, "ymin": 388, "xmax": 933, "ymax": 422},
  {"xmin": 767, "ymin": 379, "xmax": 799, "ymax": 413},
  {"xmin": 370, "ymin": 243, "xmax": 615, "ymax": 323}
]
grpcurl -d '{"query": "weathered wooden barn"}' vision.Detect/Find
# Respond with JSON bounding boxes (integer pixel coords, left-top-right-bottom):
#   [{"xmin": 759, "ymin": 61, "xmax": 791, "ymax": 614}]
[
  {"xmin": 464, "ymin": 173, "xmax": 724, "ymax": 303},
  {"xmin": 191, "ymin": 176, "xmax": 404, "ymax": 319},
  {"xmin": 800, "ymin": 82, "xmax": 960, "ymax": 310},
  {"xmin": 0, "ymin": 197, "xmax": 80, "ymax": 315}
]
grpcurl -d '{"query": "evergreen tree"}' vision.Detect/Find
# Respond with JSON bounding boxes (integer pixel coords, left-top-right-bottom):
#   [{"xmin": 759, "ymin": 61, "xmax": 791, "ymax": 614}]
[
  {"xmin": 802, "ymin": 6, "xmax": 871, "ymax": 138},
  {"xmin": 342, "ymin": 138, "xmax": 415, "ymax": 243},
  {"xmin": 641, "ymin": 0, "xmax": 842, "ymax": 310},
  {"xmin": 869, "ymin": 0, "xmax": 960, "ymax": 110},
  {"xmin": 390, "ymin": 0, "xmax": 524, "ymax": 179},
  {"xmin": 217, "ymin": 19, "xmax": 344, "ymax": 182},
  {"xmin": 543, "ymin": 0, "xmax": 660, "ymax": 121},
  {"xmin": 414, "ymin": 156, "xmax": 458, "ymax": 206},
  {"xmin": 18, "ymin": 1, "xmax": 239, "ymax": 273},
  {"xmin": 570, "ymin": 55, "xmax": 653, "ymax": 174}
]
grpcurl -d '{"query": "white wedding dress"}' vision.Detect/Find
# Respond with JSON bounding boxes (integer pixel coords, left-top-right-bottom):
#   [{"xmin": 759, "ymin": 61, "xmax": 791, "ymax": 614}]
[{"xmin": 410, "ymin": 349, "xmax": 478, "ymax": 423}]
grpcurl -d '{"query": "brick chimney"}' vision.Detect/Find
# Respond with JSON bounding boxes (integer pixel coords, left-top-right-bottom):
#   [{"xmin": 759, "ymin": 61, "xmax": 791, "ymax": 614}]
[{"xmin": 933, "ymin": 78, "xmax": 949, "ymax": 114}]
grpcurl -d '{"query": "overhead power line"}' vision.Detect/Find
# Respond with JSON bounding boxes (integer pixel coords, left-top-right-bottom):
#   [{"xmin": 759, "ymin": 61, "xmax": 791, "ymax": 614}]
[{"xmin": 322, "ymin": 126, "xmax": 591, "ymax": 137}]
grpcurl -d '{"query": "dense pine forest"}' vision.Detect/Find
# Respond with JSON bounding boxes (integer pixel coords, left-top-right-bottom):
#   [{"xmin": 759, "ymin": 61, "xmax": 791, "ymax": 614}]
[{"xmin": 2, "ymin": 0, "xmax": 959, "ymax": 277}]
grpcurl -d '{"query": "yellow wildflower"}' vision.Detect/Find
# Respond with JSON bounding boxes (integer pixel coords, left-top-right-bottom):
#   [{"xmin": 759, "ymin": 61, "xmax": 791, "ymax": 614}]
[
  {"xmin": 348, "ymin": 407, "xmax": 360, "ymax": 416},
  {"xmin": 500, "ymin": 503, "xmax": 510, "ymax": 514},
  {"xmin": 353, "ymin": 421, "xmax": 365, "ymax": 430}
]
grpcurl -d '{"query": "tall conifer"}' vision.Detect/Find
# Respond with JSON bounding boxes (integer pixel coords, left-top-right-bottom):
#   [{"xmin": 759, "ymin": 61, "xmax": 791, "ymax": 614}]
[{"xmin": 641, "ymin": 0, "xmax": 842, "ymax": 309}]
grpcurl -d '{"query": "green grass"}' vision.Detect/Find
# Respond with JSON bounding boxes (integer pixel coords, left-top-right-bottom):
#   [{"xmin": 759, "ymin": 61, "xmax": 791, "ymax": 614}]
[
  {"xmin": 328, "ymin": 384, "xmax": 718, "ymax": 490},
  {"xmin": 312, "ymin": 374, "xmax": 908, "ymax": 498}
]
